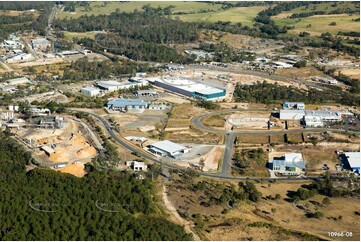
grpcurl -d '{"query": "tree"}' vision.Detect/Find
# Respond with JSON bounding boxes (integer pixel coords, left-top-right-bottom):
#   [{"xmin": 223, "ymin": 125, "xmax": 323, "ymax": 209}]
[
  {"xmin": 293, "ymin": 60, "xmax": 307, "ymax": 68},
  {"xmin": 275, "ymin": 193, "xmax": 281, "ymax": 200},
  {"xmin": 322, "ymin": 197, "xmax": 331, "ymax": 205}
]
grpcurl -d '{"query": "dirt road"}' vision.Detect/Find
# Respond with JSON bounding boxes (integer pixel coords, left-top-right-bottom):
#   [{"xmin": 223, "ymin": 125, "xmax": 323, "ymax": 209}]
[{"xmin": 162, "ymin": 182, "xmax": 201, "ymax": 241}]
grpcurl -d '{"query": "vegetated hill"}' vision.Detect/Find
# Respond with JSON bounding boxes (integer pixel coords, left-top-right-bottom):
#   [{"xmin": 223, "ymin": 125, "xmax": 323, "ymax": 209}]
[
  {"xmin": 54, "ymin": 6, "xmax": 199, "ymax": 62},
  {"xmin": 0, "ymin": 132, "xmax": 192, "ymax": 241}
]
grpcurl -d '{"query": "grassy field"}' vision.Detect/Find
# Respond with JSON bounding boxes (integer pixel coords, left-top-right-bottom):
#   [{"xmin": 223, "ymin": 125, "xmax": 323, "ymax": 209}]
[
  {"xmin": 57, "ymin": 1, "xmax": 223, "ymax": 19},
  {"xmin": 202, "ymin": 114, "xmax": 225, "ymax": 127},
  {"xmin": 273, "ymin": 1, "xmax": 359, "ymax": 19},
  {"xmin": 63, "ymin": 31, "xmax": 96, "ymax": 41},
  {"xmin": 172, "ymin": 6, "xmax": 267, "ymax": 26},
  {"xmin": 237, "ymin": 134, "xmax": 269, "ymax": 144},
  {"xmin": 275, "ymin": 14, "xmax": 360, "ymax": 37}
]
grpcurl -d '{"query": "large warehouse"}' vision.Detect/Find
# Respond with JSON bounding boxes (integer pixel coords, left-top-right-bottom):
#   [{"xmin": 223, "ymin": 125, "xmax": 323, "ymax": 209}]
[
  {"xmin": 148, "ymin": 77, "xmax": 226, "ymax": 100},
  {"xmin": 95, "ymin": 78, "xmax": 148, "ymax": 92},
  {"xmin": 147, "ymin": 140, "xmax": 191, "ymax": 158},
  {"xmin": 107, "ymin": 99, "xmax": 148, "ymax": 112},
  {"xmin": 340, "ymin": 152, "xmax": 360, "ymax": 172}
]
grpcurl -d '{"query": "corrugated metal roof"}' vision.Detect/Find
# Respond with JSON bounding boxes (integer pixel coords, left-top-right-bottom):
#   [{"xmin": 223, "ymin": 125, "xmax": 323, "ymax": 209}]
[
  {"xmin": 107, "ymin": 99, "xmax": 147, "ymax": 108},
  {"xmin": 345, "ymin": 152, "xmax": 360, "ymax": 168},
  {"xmin": 149, "ymin": 140, "xmax": 186, "ymax": 154},
  {"xmin": 274, "ymin": 153, "xmax": 305, "ymax": 169}
]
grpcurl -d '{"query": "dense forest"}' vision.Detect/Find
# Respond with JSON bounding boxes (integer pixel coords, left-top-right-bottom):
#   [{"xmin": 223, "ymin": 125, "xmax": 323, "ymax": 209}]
[
  {"xmin": 234, "ymin": 81, "xmax": 360, "ymax": 106},
  {"xmin": 60, "ymin": 57, "xmax": 157, "ymax": 80},
  {"xmin": 54, "ymin": 6, "xmax": 199, "ymax": 62},
  {"xmin": 0, "ymin": 132, "xmax": 192, "ymax": 240}
]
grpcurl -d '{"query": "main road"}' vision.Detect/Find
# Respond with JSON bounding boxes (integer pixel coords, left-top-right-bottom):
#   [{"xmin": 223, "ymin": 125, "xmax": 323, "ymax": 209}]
[{"xmin": 74, "ymin": 109, "xmax": 322, "ymax": 182}]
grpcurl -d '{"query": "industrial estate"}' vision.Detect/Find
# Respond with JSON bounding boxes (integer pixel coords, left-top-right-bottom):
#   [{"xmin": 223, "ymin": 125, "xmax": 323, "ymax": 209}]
[{"xmin": 0, "ymin": 1, "xmax": 359, "ymax": 241}]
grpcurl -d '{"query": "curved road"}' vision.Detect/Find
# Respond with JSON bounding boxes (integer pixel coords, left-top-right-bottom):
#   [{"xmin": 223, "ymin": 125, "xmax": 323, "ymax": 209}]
[
  {"xmin": 191, "ymin": 109, "xmax": 343, "ymax": 177},
  {"xmin": 79, "ymin": 110, "xmax": 321, "ymax": 182}
]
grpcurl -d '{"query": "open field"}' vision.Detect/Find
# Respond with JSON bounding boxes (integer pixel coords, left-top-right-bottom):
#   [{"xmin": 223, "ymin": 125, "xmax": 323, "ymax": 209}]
[
  {"xmin": 173, "ymin": 6, "xmax": 267, "ymax": 26},
  {"xmin": 255, "ymin": 182, "xmax": 360, "ymax": 241},
  {"xmin": 202, "ymin": 114, "xmax": 225, "ymax": 128},
  {"xmin": 337, "ymin": 68, "xmax": 360, "ymax": 80},
  {"xmin": 286, "ymin": 133, "xmax": 304, "ymax": 143},
  {"xmin": 167, "ymin": 176, "xmax": 357, "ymax": 241},
  {"xmin": 274, "ymin": 14, "xmax": 360, "ymax": 36},
  {"xmin": 273, "ymin": 2, "xmax": 359, "ymax": 19},
  {"xmin": 57, "ymin": 1, "xmax": 224, "ymax": 19},
  {"xmin": 63, "ymin": 31, "xmax": 96, "ymax": 41},
  {"xmin": 237, "ymin": 134, "xmax": 269, "ymax": 144}
]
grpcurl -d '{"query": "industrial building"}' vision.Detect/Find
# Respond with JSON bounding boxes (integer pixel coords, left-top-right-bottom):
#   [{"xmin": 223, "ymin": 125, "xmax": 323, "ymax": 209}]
[
  {"xmin": 107, "ymin": 99, "xmax": 148, "ymax": 112},
  {"xmin": 147, "ymin": 140, "xmax": 191, "ymax": 158},
  {"xmin": 95, "ymin": 78, "xmax": 148, "ymax": 92},
  {"xmin": 5, "ymin": 53, "xmax": 33, "ymax": 63},
  {"xmin": 125, "ymin": 161, "xmax": 148, "ymax": 171},
  {"xmin": 38, "ymin": 116, "xmax": 64, "ymax": 129},
  {"xmin": 283, "ymin": 102, "xmax": 305, "ymax": 110},
  {"xmin": 271, "ymin": 153, "xmax": 306, "ymax": 176},
  {"xmin": 279, "ymin": 109, "xmax": 342, "ymax": 127},
  {"xmin": 340, "ymin": 152, "xmax": 360, "ymax": 172},
  {"xmin": 6, "ymin": 77, "xmax": 30, "ymax": 86},
  {"xmin": 279, "ymin": 110, "xmax": 305, "ymax": 120},
  {"xmin": 80, "ymin": 87, "xmax": 100, "ymax": 97},
  {"xmin": 149, "ymin": 104, "xmax": 170, "ymax": 110},
  {"xmin": 1, "ymin": 86, "xmax": 17, "ymax": 93},
  {"xmin": 31, "ymin": 38, "xmax": 51, "ymax": 50},
  {"xmin": 135, "ymin": 89, "xmax": 157, "ymax": 96},
  {"xmin": 148, "ymin": 77, "xmax": 226, "ymax": 100},
  {"xmin": 31, "ymin": 108, "xmax": 51, "ymax": 115}
]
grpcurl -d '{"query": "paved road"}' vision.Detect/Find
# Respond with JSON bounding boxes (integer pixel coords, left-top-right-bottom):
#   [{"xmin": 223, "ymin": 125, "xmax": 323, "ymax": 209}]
[
  {"xmin": 75, "ymin": 109, "xmax": 321, "ymax": 182},
  {"xmin": 191, "ymin": 109, "xmax": 338, "ymax": 135},
  {"xmin": 191, "ymin": 109, "xmax": 347, "ymax": 178},
  {"xmin": 0, "ymin": 60, "xmax": 14, "ymax": 72}
]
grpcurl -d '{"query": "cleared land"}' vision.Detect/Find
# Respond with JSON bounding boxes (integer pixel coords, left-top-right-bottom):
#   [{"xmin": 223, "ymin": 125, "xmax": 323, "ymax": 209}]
[
  {"xmin": 63, "ymin": 31, "xmax": 96, "ymax": 41},
  {"xmin": 173, "ymin": 6, "xmax": 267, "ymax": 26},
  {"xmin": 57, "ymin": 1, "xmax": 223, "ymax": 19}
]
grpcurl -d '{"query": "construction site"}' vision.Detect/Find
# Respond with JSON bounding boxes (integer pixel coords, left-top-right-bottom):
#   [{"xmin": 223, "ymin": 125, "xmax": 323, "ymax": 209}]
[{"xmin": 11, "ymin": 116, "xmax": 98, "ymax": 176}]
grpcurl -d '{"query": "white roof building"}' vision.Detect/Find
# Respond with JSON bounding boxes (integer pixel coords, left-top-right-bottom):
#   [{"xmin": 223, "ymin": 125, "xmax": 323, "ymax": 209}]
[
  {"xmin": 341, "ymin": 152, "xmax": 360, "ymax": 172},
  {"xmin": 81, "ymin": 87, "xmax": 100, "ymax": 97},
  {"xmin": 148, "ymin": 77, "xmax": 226, "ymax": 100},
  {"xmin": 125, "ymin": 161, "xmax": 148, "ymax": 171},
  {"xmin": 7, "ymin": 77, "xmax": 30, "ymax": 86},
  {"xmin": 148, "ymin": 140, "xmax": 191, "ymax": 158},
  {"xmin": 279, "ymin": 110, "xmax": 305, "ymax": 120}
]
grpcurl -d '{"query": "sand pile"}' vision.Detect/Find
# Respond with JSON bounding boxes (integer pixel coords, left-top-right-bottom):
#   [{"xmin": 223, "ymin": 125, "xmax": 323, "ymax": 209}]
[
  {"xmin": 75, "ymin": 146, "xmax": 97, "ymax": 159},
  {"xmin": 58, "ymin": 163, "xmax": 86, "ymax": 177}
]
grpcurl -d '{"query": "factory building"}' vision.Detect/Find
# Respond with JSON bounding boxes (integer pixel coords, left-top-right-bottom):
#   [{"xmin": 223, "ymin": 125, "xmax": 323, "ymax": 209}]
[
  {"xmin": 340, "ymin": 152, "xmax": 360, "ymax": 172},
  {"xmin": 283, "ymin": 102, "xmax": 305, "ymax": 110},
  {"xmin": 147, "ymin": 140, "xmax": 191, "ymax": 158},
  {"xmin": 279, "ymin": 110, "xmax": 305, "ymax": 120},
  {"xmin": 148, "ymin": 77, "xmax": 226, "ymax": 100},
  {"xmin": 5, "ymin": 53, "xmax": 33, "ymax": 63},
  {"xmin": 107, "ymin": 99, "xmax": 148, "ymax": 112},
  {"xmin": 135, "ymin": 89, "xmax": 157, "ymax": 96},
  {"xmin": 6, "ymin": 77, "xmax": 30, "ymax": 86},
  {"xmin": 303, "ymin": 110, "xmax": 342, "ymax": 127},
  {"xmin": 31, "ymin": 38, "xmax": 51, "ymax": 50},
  {"xmin": 149, "ymin": 104, "xmax": 170, "ymax": 110},
  {"xmin": 271, "ymin": 153, "xmax": 306, "ymax": 176},
  {"xmin": 95, "ymin": 78, "xmax": 148, "ymax": 92},
  {"xmin": 80, "ymin": 87, "xmax": 100, "ymax": 97}
]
